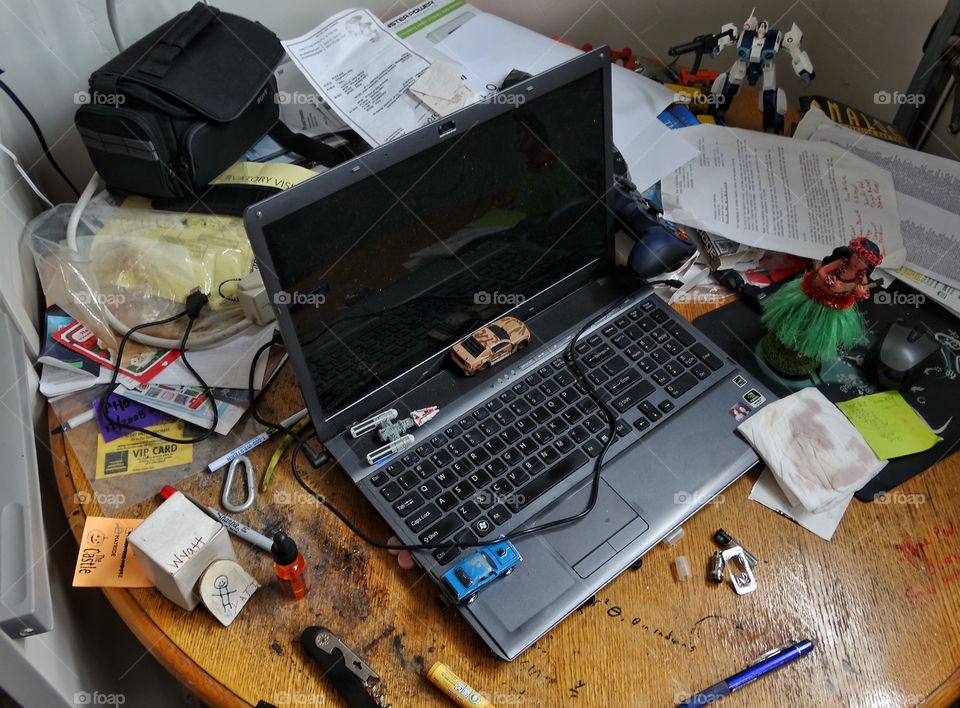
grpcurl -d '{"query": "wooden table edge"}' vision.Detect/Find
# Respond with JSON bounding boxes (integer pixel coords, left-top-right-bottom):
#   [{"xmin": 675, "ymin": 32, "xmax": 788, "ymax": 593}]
[
  {"xmin": 48, "ymin": 408, "xmax": 249, "ymax": 708},
  {"xmin": 46, "ymin": 295, "xmax": 960, "ymax": 706},
  {"xmin": 925, "ymin": 667, "xmax": 960, "ymax": 707}
]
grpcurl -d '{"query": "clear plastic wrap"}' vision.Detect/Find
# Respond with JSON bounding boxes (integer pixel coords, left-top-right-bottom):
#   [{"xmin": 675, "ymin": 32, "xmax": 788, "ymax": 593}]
[
  {"xmin": 50, "ymin": 386, "xmax": 263, "ymax": 514},
  {"xmin": 29, "ymin": 195, "xmax": 254, "ymax": 351}
]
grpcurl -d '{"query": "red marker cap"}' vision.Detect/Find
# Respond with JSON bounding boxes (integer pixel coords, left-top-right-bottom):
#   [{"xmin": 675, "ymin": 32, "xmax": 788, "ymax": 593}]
[{"xmin": 160, "ymin": 485, "xmax": 179, "ymax": 500}]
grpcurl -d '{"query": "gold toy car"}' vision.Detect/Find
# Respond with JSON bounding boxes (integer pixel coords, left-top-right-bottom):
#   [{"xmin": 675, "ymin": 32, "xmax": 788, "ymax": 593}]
[{"xmin": 450, "ymin": 316, "xmax": 531, "ymax": 376}]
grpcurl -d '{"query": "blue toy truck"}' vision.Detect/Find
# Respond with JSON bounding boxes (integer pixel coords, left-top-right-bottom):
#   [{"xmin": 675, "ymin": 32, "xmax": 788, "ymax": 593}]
[{"xmin": 441, "ymin": 541, "xmax": 522, "ymax": 604}]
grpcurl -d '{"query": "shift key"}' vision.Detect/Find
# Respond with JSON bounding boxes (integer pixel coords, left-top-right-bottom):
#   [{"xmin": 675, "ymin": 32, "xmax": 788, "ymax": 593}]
[
  {"xmin": 612, "ymin": 381, "xmax": 655, "ymax": 412},
  {"xmin": 419, "ymin": 513, "xmax": 464, "ymax": 544}
]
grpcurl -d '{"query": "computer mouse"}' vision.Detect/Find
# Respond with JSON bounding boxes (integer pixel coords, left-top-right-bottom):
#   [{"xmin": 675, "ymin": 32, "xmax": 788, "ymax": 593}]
[{"xmin": 875, "ymin": 320, "xmax": 941, "ymax": 390}]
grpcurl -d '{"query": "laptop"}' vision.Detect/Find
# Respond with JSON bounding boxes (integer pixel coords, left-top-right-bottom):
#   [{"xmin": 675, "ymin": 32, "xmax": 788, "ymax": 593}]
[{"xmin": 245, "ymin": 48, "xmax": 773, "ymax": 660}]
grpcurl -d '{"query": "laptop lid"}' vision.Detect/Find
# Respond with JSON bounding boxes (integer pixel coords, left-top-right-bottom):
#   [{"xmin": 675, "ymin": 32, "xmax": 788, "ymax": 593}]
[{"xmin": 245, "ymin": 48, "xmax": 614, "ymax": 442}]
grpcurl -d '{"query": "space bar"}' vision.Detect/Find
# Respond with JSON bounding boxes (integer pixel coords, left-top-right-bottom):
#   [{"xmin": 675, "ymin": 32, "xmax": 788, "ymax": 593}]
[{"xmin": 507, "ymin": 450, "xmax": 589, "ymax": 512}]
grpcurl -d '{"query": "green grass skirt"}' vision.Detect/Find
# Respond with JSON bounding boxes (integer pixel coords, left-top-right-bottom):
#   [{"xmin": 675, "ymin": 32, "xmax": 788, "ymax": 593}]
[{"xmin": 761, "ymin": 277, "xmax": 864, "ymax": 363}]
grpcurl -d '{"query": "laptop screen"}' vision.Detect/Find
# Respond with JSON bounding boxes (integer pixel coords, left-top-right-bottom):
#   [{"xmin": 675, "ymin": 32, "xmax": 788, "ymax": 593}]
[{"xmin": 263, "ymin": 68, "xmax": 608, "ymax": 416}]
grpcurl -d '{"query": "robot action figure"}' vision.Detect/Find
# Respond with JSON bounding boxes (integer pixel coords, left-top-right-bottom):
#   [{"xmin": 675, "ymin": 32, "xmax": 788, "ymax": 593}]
[{"xmin": 676, "ymin": 9, "xmax": 815, "ymax": 133}]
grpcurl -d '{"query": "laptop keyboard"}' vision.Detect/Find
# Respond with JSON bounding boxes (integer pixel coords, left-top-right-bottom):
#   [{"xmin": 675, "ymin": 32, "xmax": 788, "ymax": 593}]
[{"xmin": 365, "ymin": 297, "xmax": 729, "ymax": 567}]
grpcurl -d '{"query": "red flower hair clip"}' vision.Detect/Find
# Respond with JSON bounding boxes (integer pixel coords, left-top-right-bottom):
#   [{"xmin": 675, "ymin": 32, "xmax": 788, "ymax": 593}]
[{"xmin": 849, "ymin": 237, "xmax": 883, "ymax": 267}]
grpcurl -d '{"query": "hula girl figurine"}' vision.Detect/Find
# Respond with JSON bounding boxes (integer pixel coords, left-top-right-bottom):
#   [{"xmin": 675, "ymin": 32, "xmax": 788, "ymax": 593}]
[{"xmin": 761, "ymin": 237, "xmax": 883, "ymax": 376}]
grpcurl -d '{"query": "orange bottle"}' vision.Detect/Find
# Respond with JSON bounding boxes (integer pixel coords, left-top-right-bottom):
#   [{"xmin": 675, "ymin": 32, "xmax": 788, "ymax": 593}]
[{"xmin": 271, "ymin": 531, "xmax": 311, "ymax": 599}]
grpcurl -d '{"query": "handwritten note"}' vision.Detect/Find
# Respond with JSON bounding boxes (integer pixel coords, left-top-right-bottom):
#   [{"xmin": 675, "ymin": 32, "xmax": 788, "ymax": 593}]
[
  {"xmin": 169, "ymin": 536, "xmax": 207, "ymax": 572},
  {"xmin": 94, "ymin": 393, "xmax": 170, "ymax": 443},
  {"xmin": 199, "ymin": 559, "xmax": 260, "ymax": 627},
  {"xmin": 73, "ymin": 516, "xmax": 152, "ymax": 587},
  {"xmin": 837, "ymin": 391, "xmax": 942, "ymax": 459},
  {"xmin": 899, "ymin": 523, "xmax": 959, "ymax": 605}
]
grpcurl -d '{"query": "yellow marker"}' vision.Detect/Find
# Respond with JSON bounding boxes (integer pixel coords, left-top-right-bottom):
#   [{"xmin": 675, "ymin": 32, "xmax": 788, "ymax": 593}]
[{"xmin": 426, "ymin": 662, "xmax": 492, "ymax": 707}]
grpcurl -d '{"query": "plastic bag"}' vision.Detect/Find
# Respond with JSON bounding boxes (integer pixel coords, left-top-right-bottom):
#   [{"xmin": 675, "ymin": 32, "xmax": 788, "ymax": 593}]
[
  {"xmin": 29, "ymin": 195, "xmax": 254, "ymax": 351},
  {"xmin": 50, "ymin": 386, "xmax": 264, "ymax": 514}
]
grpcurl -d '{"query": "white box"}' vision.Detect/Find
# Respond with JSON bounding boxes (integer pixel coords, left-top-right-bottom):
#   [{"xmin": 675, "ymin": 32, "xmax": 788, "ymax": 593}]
[{"xmin": 128, "ymin": 491, "xmax": 237, "ymax": 610}]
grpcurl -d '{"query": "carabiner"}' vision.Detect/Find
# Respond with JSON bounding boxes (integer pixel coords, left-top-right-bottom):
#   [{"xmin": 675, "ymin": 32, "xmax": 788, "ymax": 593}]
[{"xmin": 222, "ymin": 455, "xmax": 255, "ymax": 512}]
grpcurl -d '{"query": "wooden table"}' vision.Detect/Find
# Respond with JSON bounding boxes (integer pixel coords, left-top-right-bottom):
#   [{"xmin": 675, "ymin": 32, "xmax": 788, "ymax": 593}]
[
  {"xmin": 51, "ymin": 92, "xmax": 960, "ymax": 707},
  {"xmin": 50, "ymin": 297, "xmax": 960, "ymax": 707}
]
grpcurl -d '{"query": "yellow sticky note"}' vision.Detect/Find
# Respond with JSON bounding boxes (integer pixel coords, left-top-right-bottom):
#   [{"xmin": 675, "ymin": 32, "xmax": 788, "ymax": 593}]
[
  {"xmin": 837, "ymin": 390, "xmax": 943, "ymax": 460},
  {"xmin": 73, "ymin": 516, "xmax": 152, "ymax": 587},
  {"xmin": 95, "ymin": 421, "xmax": 193, "ymax": 479}
]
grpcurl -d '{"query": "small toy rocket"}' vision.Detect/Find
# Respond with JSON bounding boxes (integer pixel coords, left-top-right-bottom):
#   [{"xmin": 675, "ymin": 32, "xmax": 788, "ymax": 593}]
[
  {"xmin": 378, "ymin": 406, "xmax": 439, "ymax": 443},
  {"xmin": 352, "ymin": 406, "xmax": 440, "ymax": 466}
]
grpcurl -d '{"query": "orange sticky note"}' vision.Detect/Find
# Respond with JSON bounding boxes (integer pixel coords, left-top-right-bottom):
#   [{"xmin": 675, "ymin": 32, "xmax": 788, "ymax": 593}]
[{"xmin": 73, "ymin": 516, "xmax": 153, "ymax": 588}]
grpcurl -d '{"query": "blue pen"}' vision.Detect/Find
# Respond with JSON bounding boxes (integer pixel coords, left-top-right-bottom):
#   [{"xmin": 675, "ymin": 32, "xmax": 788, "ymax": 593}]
[{"xmin": 678, "ymin": 639, "xmax": 815, "ymax": 707}]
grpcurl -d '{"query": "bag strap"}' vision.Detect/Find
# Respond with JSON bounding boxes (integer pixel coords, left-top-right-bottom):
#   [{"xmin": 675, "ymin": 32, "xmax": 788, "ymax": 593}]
[
  {"xmin": 269, "ymin": 122, "xmax": 346, "ymax": 168},
  {"xmin": 140, "ymin": 3, "xmax": 219, "ymax": 78}
]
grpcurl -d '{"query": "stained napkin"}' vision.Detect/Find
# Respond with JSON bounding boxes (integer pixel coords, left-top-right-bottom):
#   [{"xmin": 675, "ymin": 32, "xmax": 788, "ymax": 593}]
[{"xmin": 738, "ymin": 387, "xmax": 886, "ymax": 513}]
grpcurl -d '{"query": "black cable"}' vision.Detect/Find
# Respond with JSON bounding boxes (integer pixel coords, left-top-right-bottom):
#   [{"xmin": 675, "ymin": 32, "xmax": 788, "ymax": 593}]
[
  {"xmin": 289, "ymin": 296, "xmax": 632, "ymax": 551},
  {"xmin": 246, "ymin": 337, "xmax": 327, "ymax": 467},
  {"xmin": 0, "ymin": 69, "xmax": 81, "ymax": 197},
  {"xmin": 99, "ymin": 303, "xmax": 219, "ymax": 443},
  {"xmin": 217, "ymin": 278, "xmax": 242, "ymax": 302},
  {"xmin": 646, "ymin": 278, "xmax": 685, "ymax": 289}
]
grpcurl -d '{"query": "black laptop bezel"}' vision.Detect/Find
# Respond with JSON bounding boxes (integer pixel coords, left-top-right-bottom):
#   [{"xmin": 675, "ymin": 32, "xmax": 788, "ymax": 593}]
[{"xmin": 244, "ymin": 48, "xmax": 615, "ymax": 443}]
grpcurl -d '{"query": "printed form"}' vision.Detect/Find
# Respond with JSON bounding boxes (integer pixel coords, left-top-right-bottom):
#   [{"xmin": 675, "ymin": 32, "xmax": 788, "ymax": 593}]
[
  {"xmin": 661, "ymin": 123, "xmax": 906, "ymax": 268},
  {"xmin": 282, "ymin": 8, "xmax": 437, "ymax": 146}
]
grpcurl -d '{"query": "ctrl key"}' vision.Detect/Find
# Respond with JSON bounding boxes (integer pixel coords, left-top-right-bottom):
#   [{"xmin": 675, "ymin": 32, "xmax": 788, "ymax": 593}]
[{"xmin": 432, "ymin": 546, "xmax": 461, "ymax": 566}]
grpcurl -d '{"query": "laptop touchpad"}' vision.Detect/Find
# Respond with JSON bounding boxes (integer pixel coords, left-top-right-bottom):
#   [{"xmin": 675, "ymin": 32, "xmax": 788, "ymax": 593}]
[{"xmin": 532, "ymin": 479, "xmax": 640, "ymax": 573}]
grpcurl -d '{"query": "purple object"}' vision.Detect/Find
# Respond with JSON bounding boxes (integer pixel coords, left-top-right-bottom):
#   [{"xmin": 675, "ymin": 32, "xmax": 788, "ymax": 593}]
[{"xmin": 94, "ymin": 394, "xmax": 170, "ymax": 442}]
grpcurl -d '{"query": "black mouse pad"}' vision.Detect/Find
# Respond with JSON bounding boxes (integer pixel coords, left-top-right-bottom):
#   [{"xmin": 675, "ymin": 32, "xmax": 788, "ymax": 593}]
[{"xmin": 693, "ymin": 279, "xmax": 960, "ymax": 500}]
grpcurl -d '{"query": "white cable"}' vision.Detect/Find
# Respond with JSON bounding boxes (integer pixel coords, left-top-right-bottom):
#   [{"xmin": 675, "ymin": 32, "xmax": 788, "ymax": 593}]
[
  {"xmin": 65, "ymin": 172, "xmax": 101, "ymax": 252},
  {"xmin": 0, "ymin": 142, "xmax": 54, "ymax": 208},
  {"xmin": 105, "ymin": 0, "xmax": 125, "ymax": 51}
]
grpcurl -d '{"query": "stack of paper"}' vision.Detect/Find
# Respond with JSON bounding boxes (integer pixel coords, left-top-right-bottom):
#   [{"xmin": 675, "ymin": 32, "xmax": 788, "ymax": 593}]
[
  {"xmin": 795, "ymin": 108, "xmax": 960, "ymax": 317},
  {"xmin": 115, "ymin": 333, "xmax": 287, "ymax": 436},
  {"xmin": 52, "ymin": 319, "xmax": 180, "ymax": 389},
  {"xmin": 661, "ymin": 123, "xmax": 907, "ymax": 269},
  {"xmin": 281, "ymin": 8, "xmax": 438, "ymax": 146},
  {"xmin": 40, "ymin": 307, "xmax": 112, "ymax": 398},
  {"xmin": 43, "ymin": 317, "xmax": 284, "ymax": 438},
  {"xmin": 281, "ymin": 3, "xmax": 698, "ymax": 191}
]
